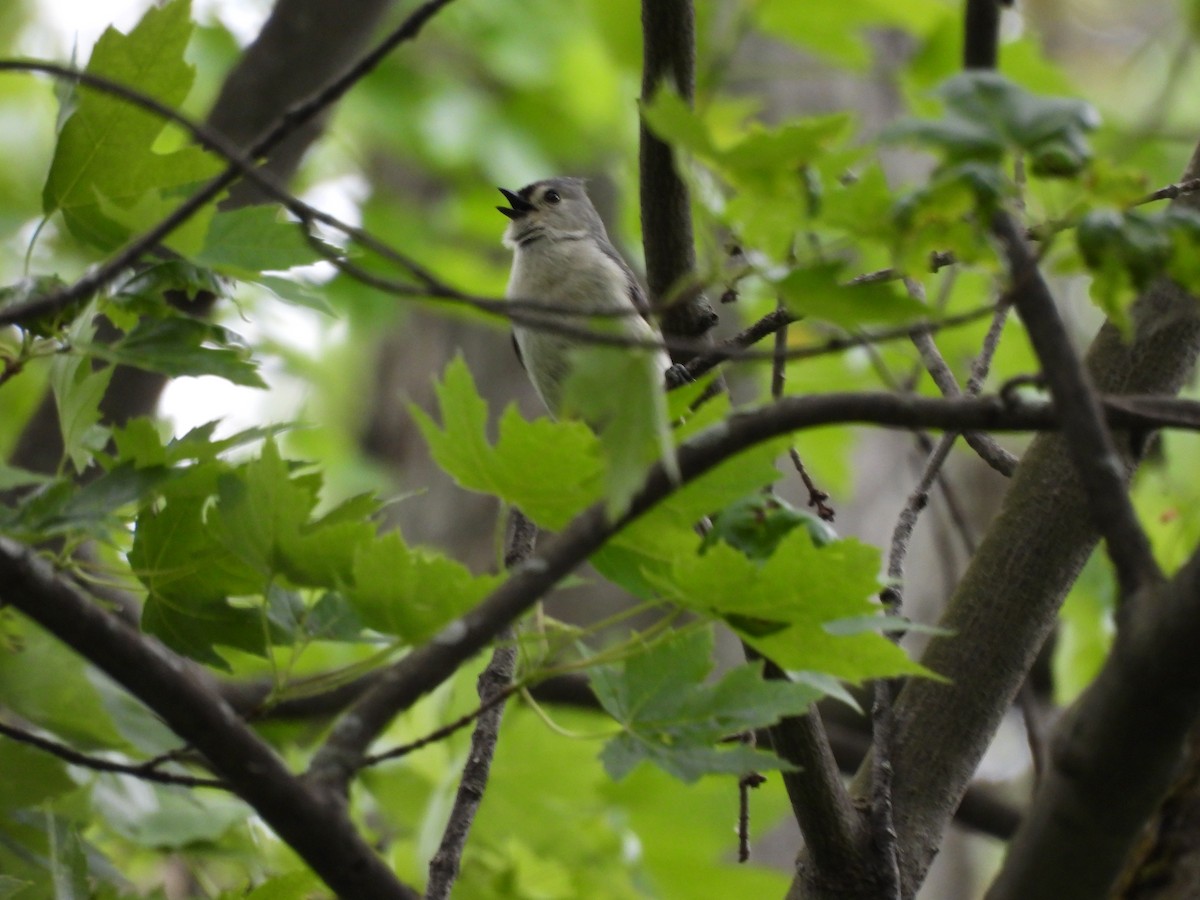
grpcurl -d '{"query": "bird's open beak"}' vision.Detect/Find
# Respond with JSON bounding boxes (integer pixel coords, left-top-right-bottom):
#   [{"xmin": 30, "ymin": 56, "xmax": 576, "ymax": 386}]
[{"xmin": 497, "ymin": 187, "xmax": 536, "ymax": 220}]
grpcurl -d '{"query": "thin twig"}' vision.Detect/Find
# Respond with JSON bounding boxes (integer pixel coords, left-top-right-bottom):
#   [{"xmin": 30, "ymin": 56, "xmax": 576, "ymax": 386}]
[
  {"xmin": 737, "ymin": 770, "xmax": 768, "ymax": 862},
  {"xmin": 0, "ymin": 539, "xmax": 418, "ymax": 898},
  {"xmin": 0, "ymin": 0, "xmax": 459, "ymax": 330},
  {"xmin": 788, "ymin": 447, "xmax": 836, "ymax": 521},
  {"xmin": 770, "ymin": 303, "xmax": 836, "ymax": 520},
  {"xmin": 0, "ymin": 719, "xmax": 227, "ymax": 790},
  {"xmin": 681, "ymin": 302, "xmax": 1001, "ymax": 381},
  {"xmin": 1139, "ymin": 176, "xmax": 1200, "ymax": 205},
  {"xmin": 425, "ymin": 509, "xmax": 536, "ymax": 900},
  {"xmin": 868, "ymin": 680, "xmax": 902, "ymax": 900},
  {"xmin": 303, "ymin": 388, "xmax": 1200, "ymax": 809},
  {"xmin": 913, "ymin": 317, "xmax": 1018, "ymax": 477},
  {"xmin": 991, "ymin": 211, "xmax": 1164, "ymax": 599},
  {"xmin": 360, "ymin": 684, "xmax": 520, "ymax": 770}
]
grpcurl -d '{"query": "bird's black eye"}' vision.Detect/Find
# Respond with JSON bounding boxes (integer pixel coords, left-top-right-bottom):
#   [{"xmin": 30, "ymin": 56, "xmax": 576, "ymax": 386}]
[{"xmin": 543, "ymin": 189, "xmax": 561, "ymax": 205}]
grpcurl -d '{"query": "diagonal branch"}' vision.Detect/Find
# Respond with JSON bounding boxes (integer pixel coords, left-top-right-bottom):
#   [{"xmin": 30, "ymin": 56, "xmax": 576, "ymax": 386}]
[
  {"xmin": 912, "ymin": 315, "xmax": 1018, "ymax": 477},
  {"xmin": 0, "ymin": 0, "xmax": 460, "ymax": 330},
  {"xmin": 834, "ymin": 142, "xmax": 1200, "ymax": 900},
  {"xmin": 0, "ymin": 538, "xmax": 418, "ymax": 899},
  {"xmin": 758, "ymin": 658, "xmax": 870, "ymax": 885},
  {"xmin": 425, "ymin": 510, "xmax": 536, "ymax": 900},
  {"xmin": 985, "ymin": 543, "xmax": 1200, "ymax": 900},
  {"xmin": 305, "ymin": 390, "xmax": 1200, "ymax": 795},
  {"xmin": 0, "ymin": 719, "xmax": 226, "ymax": 790},
  {"xmin": 990, "ymin": 211, "xmax": 1163, "ymax": 598}
]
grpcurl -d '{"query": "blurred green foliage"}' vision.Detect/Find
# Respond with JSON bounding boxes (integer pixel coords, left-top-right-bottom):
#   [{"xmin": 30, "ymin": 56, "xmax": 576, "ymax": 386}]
[{"xmin": 0, "ymin": 0, "xmax": 1197, "ymax": 896}]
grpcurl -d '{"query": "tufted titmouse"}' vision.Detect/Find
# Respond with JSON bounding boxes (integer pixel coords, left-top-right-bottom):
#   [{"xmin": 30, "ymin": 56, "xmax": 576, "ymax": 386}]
[{"xmin": 497, "ymin": 177, "xmax": 674, "ymax": 417}]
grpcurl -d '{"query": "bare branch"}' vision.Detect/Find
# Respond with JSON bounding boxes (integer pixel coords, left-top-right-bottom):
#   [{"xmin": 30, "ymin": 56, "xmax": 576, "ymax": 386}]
[
  {"xmin": 986, "ymin": 546, "xmax": 1200, "ymax": 900},
  {"xmin": 1139, "ymin": 176, "xmax": 1200, "ymax": 205},
  {"xmin": 680, "ymin": 302, "xmax": 1002, "ymax": 381},
  {"xmin": 640, "ymin": 0, "xmax": 719, "ymax": 349},
  {"xmin": 840, "ymin": 135, "xmax": 1200, "ymax": 895},
  {"xmin": 0, "ymin": 0, "xmax": 460, "ymax": 329},
  {"xmin": 426, "ymin": 510, "xmax": 535, "ymax": 900},
  {"xmin": 913, "ymin": 317, "xmax": 1019, "ymax": 477},
  {"xmin": 305, "ymin": 390, "xmax": 1200, "ymax": 793},
  {"xmin": 964, "ymin": 0, "xmax": 1002, "ymax": 69},
  {"xmin": 0, "ymin": 719, "xmax": 226, "ymax": 790},
  {"xmin": 991, "ymin": 211, "xmax": 1163, "ymax": 598},
  {"xmin": 0, "ymin": 539, "xmax": 419, "ymax": 899},
  {"xmin": 757, "ymin": 658, "xmax": 868, "ymax": 881}
]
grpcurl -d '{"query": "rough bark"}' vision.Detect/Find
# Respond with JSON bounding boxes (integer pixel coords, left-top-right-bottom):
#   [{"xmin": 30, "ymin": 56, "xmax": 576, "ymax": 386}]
[{"xmin": 815, "ymin": 147, "xmax": 1200, "ymax": 900}]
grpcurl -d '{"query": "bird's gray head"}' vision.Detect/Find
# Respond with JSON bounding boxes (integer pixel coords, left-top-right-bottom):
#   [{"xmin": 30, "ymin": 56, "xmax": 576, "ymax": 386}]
[{"xmin": 497, "ymin": 177, "xmax": 609, "ymax": 250}]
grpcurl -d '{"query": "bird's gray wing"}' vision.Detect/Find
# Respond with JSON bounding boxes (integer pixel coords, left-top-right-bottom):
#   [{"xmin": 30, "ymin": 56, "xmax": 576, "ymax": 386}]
[
  {"xmin": 598, "ymin": 242, "xmax": 654, "ymax": 322},
  {"xmin": 511, "ymin": 332, "xmax": 525, "ymax": 371}
]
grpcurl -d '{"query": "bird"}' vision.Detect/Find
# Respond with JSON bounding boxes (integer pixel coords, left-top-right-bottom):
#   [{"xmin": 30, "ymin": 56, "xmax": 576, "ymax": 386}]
[{"xmin": 496, "ymin": 177, "xmax": 675, "ymax": 418}]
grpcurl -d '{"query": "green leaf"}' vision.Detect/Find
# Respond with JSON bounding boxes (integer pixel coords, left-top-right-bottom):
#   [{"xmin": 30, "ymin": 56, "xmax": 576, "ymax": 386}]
[
  {"xmin": 129, "ymin": 475, "xmax": 267, "ymax": 667},
  {"xmin": 206, "ymin": 442, "xmax": 370, "ymax": 589},
  {"xmin": 717, "ymin": 115, "xmax": 850, "ymax": 190},
  {"xmin": 411, "ymin": 355, "xmax": 605, "ymax": 530},
  {"xmin": 0, "ymin": 465, "xmax": 53, "ymax": 492},
  {"xmin": 109, "ymin": 417, "xmax": 169, "ymax": 468},
  {"xmin": 92, "ymin": 778, "xmax": 249, "ymax": 849},
  {"xmin": 279, "ymin": 494, "xmax": 381, "ymax": 591},
  {"xmin": 50, "ymin": 303, "xmax": 114, "ymax": 473},
  {"xmin": 886, "ymin": 72, "xmax": 1098, "ymax": 177},
  {"xmin": 0, "ymin": 622, "xmax": 125, "ymax": 747},
  {"xmin": 42, "ymin": 0, "xmax": 223, "ymax": 251},
  {"xmin": 345, "ymin": 531, "xmax": 503, "ymax": 642},
  {"xmin": 129, "ymin": 478, "xmax": 242, "ymax": 606},
  {"xmin": 85, "ymin": 317, "xmax": 266, "ymax": 387},
  {"xmin": 141, "ymin": 594, "xmax": 266, "ymax": 669},
  {"xmin": 650, "ymin": 530, "xmax": 926, "ymax": 681},
  {"xmin": 96, "ymin": 186, "xmax": 212, "ymax": 257},
  {"xmin": 641, "ymin": 89, "xmax": 848, "ymax": 193},
  {"xmin": 891, "ymin": 163, "xmax": 1004, "ymax": 273},
  {"xmin": 243, "ymin": 871, "xmax": 323, "ymax": 900},
  {"xmin": 197, "ymin": 206, "xmax": 336, "ymax": 276},
  {"xmin": 164, "ymin": 421, "xmax": 293, "ymax": 465},
  {"xmin": 775, "ymin": 261, "xmax": 928, "ymax": 328},
  {"xmin": 639, "ymin": 89, "xmax": 716, "ymax": 159},
  {"xmin": 40, "ymin": 463, "xmax": 171, "ymax": 536},
  {"xmin": 303, "ymin": 591, "xmax": 366, "ymax": 642},
  {"xmin": 255, "ymin": 275, "xmax": 335, "ymax": 315},
  {"xmin": 702, "ymin": 493, "xmax": 837, "ymax": 560},
  {"xmin": 1076, "ymin": 208, "xmax": 1173, "ymax": 336},
  {"xmin": 0, "ymin": 875, "xmax": 30, "ymax": 899},
  {"xmin": 48, "ymin": 818, "xmax": 89, "ymax": 900},
  {"xmin": 590, "ymin": 627, "xmax": 821, "ymax": 782},
  {"xmin": 561, "ymin": 344, "xmax": 677, "ymax": 517},
  {"xmin": 0, "ymin": 743, "xmax": 74, "ymax": 809},
  {"xmin": 208, "ymin": 439, "xmax": 320, "ymax": 577},
  {"xmin": 756, "ymin": 0, "xmax": 951, "ymax": 68},
  {"xmin": 591, "ymin": 436, "xmax": 787, "ymax": 599},
  {"xmin": 1164, "ymin": 207, "xmax": 1200, "ymax": 299}
]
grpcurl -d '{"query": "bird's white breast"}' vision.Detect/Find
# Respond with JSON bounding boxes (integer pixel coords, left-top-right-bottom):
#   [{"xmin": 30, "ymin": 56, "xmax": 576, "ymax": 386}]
[{"xmin": 507, "ymin": 239, "xmax": 670, "ymax": 416}]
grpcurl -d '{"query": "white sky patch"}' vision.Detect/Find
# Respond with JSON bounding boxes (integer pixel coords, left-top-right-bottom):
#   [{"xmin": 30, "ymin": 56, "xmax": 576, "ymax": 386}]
[
  {"xmin": 28, "ymin": 0, "xmax": 268, "ymax": 58},
  {"xmin": 159, "ymin": 293, "xmax": 345, "ymax": 439},
  {"xmin": 23, "ymin": 1, "xmax": 351, "ymax": 441},
  {"xmin": 25, "ymin": 0, "xmax": 149, "ymax": 57},
  {"xmin": 301, "ymin": 173, "xmax": 369, "ymax": 233}
]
